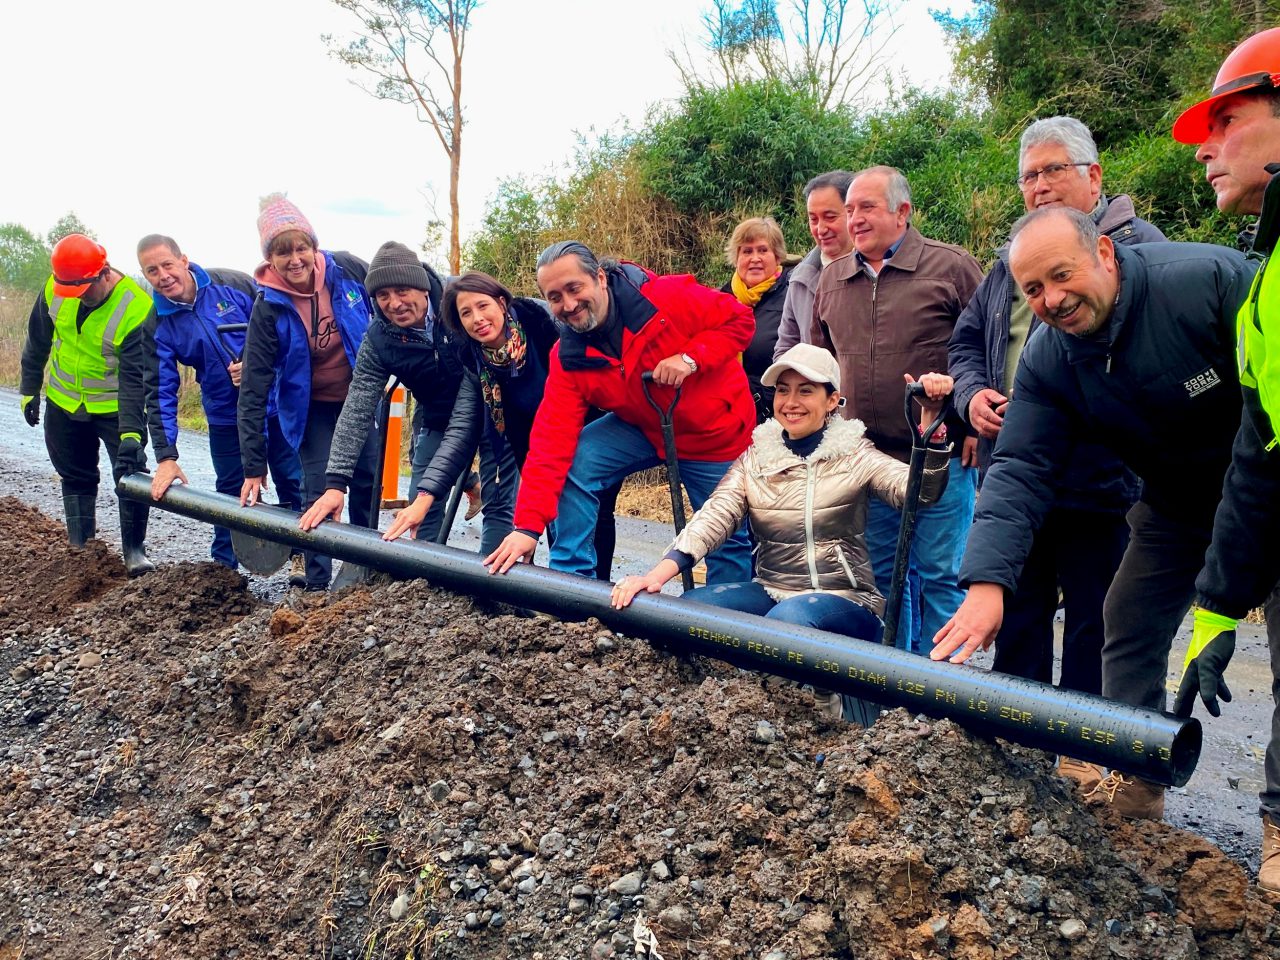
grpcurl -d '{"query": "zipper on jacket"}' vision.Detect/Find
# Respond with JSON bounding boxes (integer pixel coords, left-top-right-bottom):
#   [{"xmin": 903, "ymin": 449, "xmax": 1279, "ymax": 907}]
[
  {"xmin": 804, "ymin": 462, "xmax": 820, "ymax": 589},
  {"xmin": 834, "ymin": 544, "xmax": 858, "ymax": 589}
]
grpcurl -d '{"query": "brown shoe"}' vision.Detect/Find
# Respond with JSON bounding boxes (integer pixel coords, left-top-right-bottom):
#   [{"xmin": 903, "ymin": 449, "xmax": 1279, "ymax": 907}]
[
  {"xmin": 1085, "ymin": 771, "xmax": 1165, "ymax": 819},
  {"xmin": 1261, "ymin": 815, "xmax": 1280, "ymax": 894},
  {"xmin": 464, "ymin": 484, "xmax": 484, "ymax": 521},
  {"xmin": 1057, "ymin": 756, "xmax": 1104, "ymax": 792}
]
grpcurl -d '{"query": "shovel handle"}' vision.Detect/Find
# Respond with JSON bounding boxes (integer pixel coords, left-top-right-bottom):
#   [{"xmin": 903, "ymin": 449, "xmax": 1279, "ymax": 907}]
[
  {"xmin": 640, "ymin": 371, "xmax": 681, "ymax": 424},
  {"xmin": 215, "ymin": 322, "xmax": 250, "ymax": 364},
  {"xmin": 904, "ymin": 381, "xmax": 949, "ymax": 449}
]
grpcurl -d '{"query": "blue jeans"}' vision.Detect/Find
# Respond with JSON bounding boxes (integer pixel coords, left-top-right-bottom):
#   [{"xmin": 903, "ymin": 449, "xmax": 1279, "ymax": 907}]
[
  {"xmin": 866, "ymin": 456, "xmax": 977, "ymax": 655},
  {"xmin": 685, "ymin": 581, "xmax": 882, "ymax": 640},
  {"xmin": 209, "ymin": 416, "xmax": 302, "ymax": 569},
  {"xmin": 549, "ymin": 413, "xmax": 752, "ymax": 583}
]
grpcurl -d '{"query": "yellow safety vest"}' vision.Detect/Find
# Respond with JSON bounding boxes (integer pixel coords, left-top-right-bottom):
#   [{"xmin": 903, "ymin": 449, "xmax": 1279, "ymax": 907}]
[{"xmin": 42, "ymin": 274, "xmax": 153, "ymax": 415}]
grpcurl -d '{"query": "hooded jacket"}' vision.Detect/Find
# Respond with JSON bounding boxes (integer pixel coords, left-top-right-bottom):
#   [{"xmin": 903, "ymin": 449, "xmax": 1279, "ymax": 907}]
[
  {"xmin": 669, "ymin": 416, "xmax": 949, "ymax": 614},
  {"xmin": 238, "ymin": 250, "xmax": 371, "ymax": 477},
  {"xmin": 513, "ymin": 262, "xmax": 756, "ymax": 535},
  {"xmin": 948, "ymin": 194, "xmax": 1164, "ymax": 512},
  {"xmin": 322, "ymin": 260, "xmax": 455, "ymax": 491},
  {"xmin": 960, "ymin": 241, "xmax": 1255, "ymax": 592}
]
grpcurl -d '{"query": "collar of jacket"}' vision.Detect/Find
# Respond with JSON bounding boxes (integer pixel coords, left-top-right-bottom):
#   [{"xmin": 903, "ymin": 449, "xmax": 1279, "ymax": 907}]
[
  {"xmin": 154, "ymin": 261, "xmax": 212, "ymax": 317},
  {"xmin": 556, "ymin": 261, "xmax": 656, "ymax": 371},
  {"xmin": 830, "ymin": 224, "xmax": 925, "ymax": 283},
  {"xmin": 748, "ymin": 415, "xmax": 867, "ymax": 473},
  {"xmin": 1058, "ymin": 243, "xmax": 1145, "ymax": 365}
]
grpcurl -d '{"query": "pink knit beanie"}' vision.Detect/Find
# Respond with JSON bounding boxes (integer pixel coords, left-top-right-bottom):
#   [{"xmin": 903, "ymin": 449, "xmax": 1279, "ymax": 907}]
[{"xmin": 257, "ymin": 192, "xmax": 318, "ymax": 256}]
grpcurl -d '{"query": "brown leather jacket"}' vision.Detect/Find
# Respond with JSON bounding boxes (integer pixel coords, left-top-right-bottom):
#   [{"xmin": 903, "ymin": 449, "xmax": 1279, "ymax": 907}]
[
  {"xmin": 669, "ymin": 416, "xmax": 949, "ymax": 615},
  {"xmin": 811, "ymin": 225, "xmax": 982, "ymax": 462}
]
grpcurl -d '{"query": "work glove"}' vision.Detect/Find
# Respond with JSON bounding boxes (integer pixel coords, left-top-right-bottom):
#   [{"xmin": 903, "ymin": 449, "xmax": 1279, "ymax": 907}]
[
  {"xmin": 113, "ymin": 435, "xmax": 148, "ymax": 485},
  {"xmin": 20, "ymin": 395, "xmax": 39, "ymax": 428},
  {"xmin": 1174, "ymin": 608, "xmax": 1237, "ymax": 718}
]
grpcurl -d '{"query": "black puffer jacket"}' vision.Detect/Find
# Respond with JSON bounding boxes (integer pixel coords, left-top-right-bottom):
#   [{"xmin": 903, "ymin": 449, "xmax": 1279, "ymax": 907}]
[
  {"xmin": 722, "ymin": 268, "xmax": 791, "ymax": 422},
  {"xmin": 948, "ymin": 194, "xmax": 1164, "ymax": 513},
  {"xmin": 960, "ymin": 241, "xmax": 1255, "ymax": 591}
]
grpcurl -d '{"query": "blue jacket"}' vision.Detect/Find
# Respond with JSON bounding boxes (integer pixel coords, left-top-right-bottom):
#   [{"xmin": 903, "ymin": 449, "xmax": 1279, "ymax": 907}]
[
  {"xmin": 146, "ymin": 263, "xmax": 265, "ymax": 461},
  {"xmin": 238, "ymin": 250, "xmax": 371, "ymax": 476},
  {"xmin": 959, "ymin": 242, "xmax": 1255, "ymax": 591},
  {"xmin": 948, "ymin": 195, "xmax": 1163, "ymax": 513}
]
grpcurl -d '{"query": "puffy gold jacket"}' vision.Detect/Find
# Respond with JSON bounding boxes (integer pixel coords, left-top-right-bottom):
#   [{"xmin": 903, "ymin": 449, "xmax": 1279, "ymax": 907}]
[{"xmin": 670, "ymin": 416, "xmax": 950, "ymax": 616}]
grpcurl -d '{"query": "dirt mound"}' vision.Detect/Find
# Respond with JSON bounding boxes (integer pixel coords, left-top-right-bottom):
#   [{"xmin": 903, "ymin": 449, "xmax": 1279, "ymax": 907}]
[
  {"xmin": 0, "ymin": 495, "xmax": 124, "ymax": 631},
  {"xmin": 2, "ymin": 511, "xmax": 1279, "ymax": 959}
]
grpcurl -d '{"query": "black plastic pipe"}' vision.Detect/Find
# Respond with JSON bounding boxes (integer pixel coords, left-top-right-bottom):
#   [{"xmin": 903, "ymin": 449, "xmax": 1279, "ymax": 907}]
[{"xmin": 122, "ymin": 475, "xmax": 1202, "ymax": 786}]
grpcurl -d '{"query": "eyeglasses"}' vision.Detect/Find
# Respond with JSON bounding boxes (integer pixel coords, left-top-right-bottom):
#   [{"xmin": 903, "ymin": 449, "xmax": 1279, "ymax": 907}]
[{"xmin": 1016, "ymin": 162, "xmax": 1091, "ymax": 188}]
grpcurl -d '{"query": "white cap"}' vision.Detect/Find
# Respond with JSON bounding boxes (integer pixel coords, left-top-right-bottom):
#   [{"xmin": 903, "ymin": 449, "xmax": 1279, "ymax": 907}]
[{"xmin": 761, "ymin": 343, "xmax": 841, "ymax": 392}]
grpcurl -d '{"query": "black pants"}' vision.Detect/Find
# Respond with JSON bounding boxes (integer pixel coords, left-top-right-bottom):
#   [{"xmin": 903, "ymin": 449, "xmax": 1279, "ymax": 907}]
[
  {"xmin": 1101, "ymin": 501, "xmax": 1210, "ymax": 712},
  {"xmin": 993, "ymin": 507, "xmax": 1129, "ymax": 695},
  {"xmin": 1261, "ymin": 585, "xmax": 1280, "ymax": 819},
  {"xmin": 299, "ymin": 401, "xmax": 380, "ymax": 589},
  {"xmin": 44, "ymin": 400, "xmax": 120, "ymax": 498}
]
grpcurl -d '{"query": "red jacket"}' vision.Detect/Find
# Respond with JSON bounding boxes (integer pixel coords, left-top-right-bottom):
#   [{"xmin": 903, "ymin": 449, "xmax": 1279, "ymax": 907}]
[{"xmin": 514, "ymin": 263, "xmax": 756, "ymax": 534}]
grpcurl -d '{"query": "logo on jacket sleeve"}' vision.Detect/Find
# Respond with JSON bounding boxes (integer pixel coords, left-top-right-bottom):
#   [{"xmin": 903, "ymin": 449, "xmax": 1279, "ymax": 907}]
[{"xmin": 1183, "ymin": 367, "xmax": 1222, "ymax": 398}]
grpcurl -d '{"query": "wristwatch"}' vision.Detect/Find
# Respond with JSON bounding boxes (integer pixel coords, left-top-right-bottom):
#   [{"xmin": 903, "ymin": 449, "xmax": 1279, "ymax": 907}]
[{"xmin": 680, "ymin": 352, "xmax": 698, "ymax": 373}]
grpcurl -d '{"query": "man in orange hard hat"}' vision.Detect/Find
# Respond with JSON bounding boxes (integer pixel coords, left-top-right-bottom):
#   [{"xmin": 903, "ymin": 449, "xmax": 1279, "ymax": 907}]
[
  {"xmin": 1173, "ymin": 26, "xmax": 1280, "ymax": 893},
  {"xmin": 19, "ymin": 233, "xmax": 157, "ymax": 575}
]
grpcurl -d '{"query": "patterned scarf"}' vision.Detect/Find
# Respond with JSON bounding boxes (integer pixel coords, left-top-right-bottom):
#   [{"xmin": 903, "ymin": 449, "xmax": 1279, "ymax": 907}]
[{"xmin": 477, "ymin": 312, "xmax": 528, "ymax": 434}]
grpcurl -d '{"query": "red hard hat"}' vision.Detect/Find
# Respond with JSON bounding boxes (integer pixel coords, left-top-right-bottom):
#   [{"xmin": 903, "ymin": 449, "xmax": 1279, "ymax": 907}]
[
  {"xmin": 1173, "ymin": 27, "xmax": 1280, "ymax": 144},
  {"xmin": 49, "ymin": 233, "xmax": 108, "ymax": 299}
]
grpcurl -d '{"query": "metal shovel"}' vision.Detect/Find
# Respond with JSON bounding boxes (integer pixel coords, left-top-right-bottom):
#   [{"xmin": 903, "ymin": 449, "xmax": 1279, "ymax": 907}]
[{"xmin": 641, "ymin": 372, "xmax": 694, "ymax": 592}]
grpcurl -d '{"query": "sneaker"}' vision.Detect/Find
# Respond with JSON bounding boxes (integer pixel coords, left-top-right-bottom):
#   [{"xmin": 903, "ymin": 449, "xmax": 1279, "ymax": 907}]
[
  {"xmin": 1261, "ymin": 815, "xmax": 1280, "ymax": 895},
  {"xmin": 1084, "ymin": 771, "xmax": 1165, "ymax": 819},
  {"xmin": 288, "ymin": 554, "xmax": 307, "ymax": 588},
  {"xmin": 464, "ymin": 485, "xmax": 484, "ymax": 521},
  {"xmin": 1057, "ymin": 756, "xmax": 1104, "ymax": 792}
]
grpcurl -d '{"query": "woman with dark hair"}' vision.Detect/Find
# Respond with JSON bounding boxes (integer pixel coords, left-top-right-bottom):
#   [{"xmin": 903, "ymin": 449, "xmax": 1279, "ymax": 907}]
[
  {"xmin": 381, "ymin": 271, "xmax": 618, "ymax": 578},
  {"xmin": 723, "ymin": 216, "xmax": 792, "ymax": 423}
]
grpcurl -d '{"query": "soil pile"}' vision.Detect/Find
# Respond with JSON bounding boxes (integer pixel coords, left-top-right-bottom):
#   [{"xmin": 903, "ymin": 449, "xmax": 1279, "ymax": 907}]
[{"xmin": 2, "ymin": 502, "xmax": 1279, "ymax": 959}]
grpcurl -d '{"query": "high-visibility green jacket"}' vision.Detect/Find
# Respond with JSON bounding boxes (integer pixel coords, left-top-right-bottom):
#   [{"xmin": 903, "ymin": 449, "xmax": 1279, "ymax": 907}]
[
  {"xmin": 41, "ymin": 275, "xmax": 153, "ymax": 415},
  {"xmin": 1196, "ymin": 175, "xmax": 1280, "ymax": 618},
  {"xmin": 1238, "ymin": 253, "xmax": 1280, "ymax": 450}
]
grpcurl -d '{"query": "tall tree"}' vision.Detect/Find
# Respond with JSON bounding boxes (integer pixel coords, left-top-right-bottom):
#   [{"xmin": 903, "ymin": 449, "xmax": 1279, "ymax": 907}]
[
  {"xmin": 45, "ymin": 212, "xmax": 96, "ymax": 245},
  {"xmin": 673, "ymin": 0, "xmax": 901, "ymax": 110},
  {"xmin": 324, "ymin": 0, "xmax": 478, "ymax": 274},
  {"xmin": 0, "ymin": 224, "xmax": 51, "ymax": 295}
]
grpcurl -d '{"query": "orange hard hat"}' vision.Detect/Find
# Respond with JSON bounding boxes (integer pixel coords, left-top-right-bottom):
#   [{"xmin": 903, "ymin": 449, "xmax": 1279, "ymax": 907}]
[
  {"xmin": 1173, "ymin": 27, "xmax": 1280, "ymax": 144},
  {"xmin": 49, "ymin": 233, "xmax": 108, "ymax": 299}
]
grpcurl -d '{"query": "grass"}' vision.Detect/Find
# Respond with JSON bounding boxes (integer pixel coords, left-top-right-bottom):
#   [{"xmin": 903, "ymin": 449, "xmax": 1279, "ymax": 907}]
[{"xmin": 0, "ymin": 289, "xmax": 28, "ymax": 387}]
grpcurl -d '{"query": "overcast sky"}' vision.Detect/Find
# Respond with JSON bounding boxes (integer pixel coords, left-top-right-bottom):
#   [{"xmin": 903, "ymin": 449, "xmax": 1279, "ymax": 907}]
[{"xmin": 1, "ymin": 0, "xmax": 967, "ymax": 273}]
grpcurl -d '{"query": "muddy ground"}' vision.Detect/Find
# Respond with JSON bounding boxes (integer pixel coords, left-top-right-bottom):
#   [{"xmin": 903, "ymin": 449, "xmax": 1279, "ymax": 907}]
[{"xmin": 2, "ymin": 497, "xmax": 1280, "ymax": 959}]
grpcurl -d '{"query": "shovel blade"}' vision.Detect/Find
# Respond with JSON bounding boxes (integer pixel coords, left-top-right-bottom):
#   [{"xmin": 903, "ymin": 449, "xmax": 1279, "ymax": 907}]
[
  {"xmin": 331, "ymin": 560, "xmax": 372, "ymax": 591},
  {"xmin": 230, "ymin": 528, "xmax": 293, "ymax": 575}
]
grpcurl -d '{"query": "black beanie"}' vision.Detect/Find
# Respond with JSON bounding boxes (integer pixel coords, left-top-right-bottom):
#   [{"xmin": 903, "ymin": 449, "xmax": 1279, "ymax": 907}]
[{"xmin": 365, "ymin": 241, "xmax": 431, "ymax": 294}]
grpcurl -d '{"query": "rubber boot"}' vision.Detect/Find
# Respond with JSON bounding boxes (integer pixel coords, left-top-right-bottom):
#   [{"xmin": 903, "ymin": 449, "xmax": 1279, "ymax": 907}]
[
  {"xmin": 63, "ymin": 495, "xmax": 97, "ymax": 547},
  {"xmin": 119, "ymin": 500, "xmax": 156, "ymax": 577}
]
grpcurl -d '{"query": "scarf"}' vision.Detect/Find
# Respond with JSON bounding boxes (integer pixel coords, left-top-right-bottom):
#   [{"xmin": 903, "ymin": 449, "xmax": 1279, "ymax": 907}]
[
  {"xmin": 476, "ymin": 312, "xmax": 528, "ymax": 434},
  {"xmin": 731, "ymin": 267, "xmax": 781, "ymax": 307}
]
